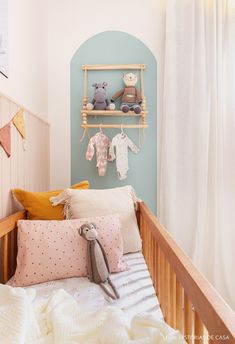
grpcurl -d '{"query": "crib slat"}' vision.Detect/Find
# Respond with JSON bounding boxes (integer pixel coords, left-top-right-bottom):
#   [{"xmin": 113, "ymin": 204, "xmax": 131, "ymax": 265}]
[
  {"xmin": 146, "ymin": 225, "xmax": 149, "ymax": 265},
  {"xmin": 184, "ymin": 292, "xmax": 193, "ymax": 343},
  {"xmin": 10, "ymin": 230, "xmax": 15, "ymax": 276},
  {"xmin": 3, "ymin": 234, "xmax": 9, "ymax": 283},
  {"xmin": 157, "ymin": 248, "xmax": 162, "ymax": 304},
  {"xmin": 154, "ymin": 240, "xmax": 158, "ymax": 292},
  {"xmin": 150, "ymin": 235, "xmax": 153, "ymax": 281},
  {"xmin": 169, "ymin": 269, "xmax": 177, "ymax": 327},
  {"xmin": 162, "ymin": 253, "xmax": 167, "ymax": 319},
  {"xmin": 149, "ymin": 229, "xmax": 152, "ymax": 273},
  {"xmin": 151, "ymin": 235, "xmax": 154, "ymax": 286},
  {"xmin": 152, "ymin": 236, "xmax": 157, "ymax": 289},
  {"xmin": 159, "ymin": 250, "xmax": 165, "ymax": 317},
  {"xmin": 145, "ymin": 219, "xmax": 149, "ymax": 263},
  {"xmin": 165, "ymin": 261, "xmax": 171, "ymax": 323},
  {"xmin": 148, "ymin": 223, "xmax": 151, "ymax": 266},
  {"xmin": 176, "ymin": 279, "xmax": 184, "ymax": 334},
  {"xmin": 194, "ymin": 312, "xmax": 204, "ymax": 344},
  {"xmin": 140, "ymin": 215, "xmax": 145, "ymax": 255}
]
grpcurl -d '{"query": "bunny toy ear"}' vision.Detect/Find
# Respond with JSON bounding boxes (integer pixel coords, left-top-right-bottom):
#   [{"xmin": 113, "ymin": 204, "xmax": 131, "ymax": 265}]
[
  {"xmin": 78, "ymin": 226, "xmax": 83, "ymax": 235},
  {"xmin": 92, "ymin": 82, "xmax": 98, "ymax": 87}
]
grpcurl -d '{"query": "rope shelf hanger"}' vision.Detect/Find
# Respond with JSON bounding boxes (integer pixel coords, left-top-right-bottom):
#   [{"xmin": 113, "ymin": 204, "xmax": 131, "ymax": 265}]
[{"xmin": 81, "ymin": 63, "xmax": 148, "ymax": 129}]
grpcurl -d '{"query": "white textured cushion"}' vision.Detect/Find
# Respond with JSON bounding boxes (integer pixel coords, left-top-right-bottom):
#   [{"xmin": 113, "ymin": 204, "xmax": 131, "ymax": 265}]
[{"xmin": 50, "ymin": 186, "xmax": 141, "ymax": 253}]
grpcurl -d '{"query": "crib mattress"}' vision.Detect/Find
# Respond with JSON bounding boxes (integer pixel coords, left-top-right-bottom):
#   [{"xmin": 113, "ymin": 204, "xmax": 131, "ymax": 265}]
[{"xmin": 8, "ymin": 252, "xmax": 163, "ymax": 322}]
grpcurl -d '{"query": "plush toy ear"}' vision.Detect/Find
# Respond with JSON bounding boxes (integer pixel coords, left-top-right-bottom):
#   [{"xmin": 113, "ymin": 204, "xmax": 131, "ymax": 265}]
[
  {"xmin": 102, "ymin": 82, "xmax": 108, "ymax": 87},
  {"xmin": 92, "ymin": 82, "xmax": 98, "ymax": 87},
  {"xmin": 78, "ymin": 224, "xmax": 87, "ymax": 235},
  {"xmin": 91, "ymin": 223, "xmax": 97, "ymax": 229}
]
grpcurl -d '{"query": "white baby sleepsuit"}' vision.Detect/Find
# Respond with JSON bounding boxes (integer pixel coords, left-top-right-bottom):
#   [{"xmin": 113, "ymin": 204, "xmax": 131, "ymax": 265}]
[{"xmin": 109, "ymin": 133, "xmax": 139, "ymax": 180}]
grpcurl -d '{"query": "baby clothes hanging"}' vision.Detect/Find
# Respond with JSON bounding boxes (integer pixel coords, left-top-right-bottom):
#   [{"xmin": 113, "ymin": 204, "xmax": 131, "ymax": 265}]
[
  {"xmin": 86, "ymin": 132, "xmax": 111, "ymax": 176},
  {"xmin": 109, "ymin": 132, "xmax": 140, "ymax": 180}
]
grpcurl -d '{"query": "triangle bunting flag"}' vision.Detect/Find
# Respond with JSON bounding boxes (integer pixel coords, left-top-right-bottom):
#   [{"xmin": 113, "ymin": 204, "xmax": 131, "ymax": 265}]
[
  {"xmin": 12, "ymin": 109, "xmax": 26, "ymax": 139},
  {"xmin": 0, "ymin": 122, "xmax": 11, "ymax": 157}
]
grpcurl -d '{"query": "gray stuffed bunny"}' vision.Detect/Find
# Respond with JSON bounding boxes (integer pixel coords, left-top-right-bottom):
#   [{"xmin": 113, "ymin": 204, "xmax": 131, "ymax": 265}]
[{"xmin": 78, "ymin": 223, "xmax": 119, "ymax": 300}]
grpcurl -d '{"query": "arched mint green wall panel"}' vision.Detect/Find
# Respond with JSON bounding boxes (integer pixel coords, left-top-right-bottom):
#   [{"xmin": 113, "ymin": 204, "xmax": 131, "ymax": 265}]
[{"xmin": 71, "ymin": 31, "xmax": 157, "ymax": 212}]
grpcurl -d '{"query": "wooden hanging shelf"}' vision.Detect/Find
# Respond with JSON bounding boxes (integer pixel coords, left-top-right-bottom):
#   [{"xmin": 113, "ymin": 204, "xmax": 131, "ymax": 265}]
[
  {"xmin": 81, "ymin": 63, "xmax": 148, "ymax": 129},
  {"xmin": 81, "ymin": 110, "xmax": 148, "ymax": 117}
]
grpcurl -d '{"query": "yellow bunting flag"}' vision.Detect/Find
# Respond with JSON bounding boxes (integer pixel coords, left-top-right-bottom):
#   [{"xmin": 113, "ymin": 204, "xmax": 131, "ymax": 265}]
[
  {"xmin": 0, "ymin": 122, "xmax": 11, "ymax": 157},
  {"xmin": 12, "ymin": 109, "xmax": 26, "ymax": 139}
]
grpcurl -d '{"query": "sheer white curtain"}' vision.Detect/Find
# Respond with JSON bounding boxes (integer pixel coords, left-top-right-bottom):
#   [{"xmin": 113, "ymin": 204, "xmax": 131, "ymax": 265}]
[{"xmin": 157, "ymin": 0, "xmax": 235, "ymax": 310}]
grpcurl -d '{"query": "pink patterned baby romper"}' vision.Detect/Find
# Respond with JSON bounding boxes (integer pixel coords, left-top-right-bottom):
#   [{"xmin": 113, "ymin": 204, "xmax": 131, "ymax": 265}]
[{"xmin": 86, "ymin": 132, "xmax": 111, "ymax": 176}]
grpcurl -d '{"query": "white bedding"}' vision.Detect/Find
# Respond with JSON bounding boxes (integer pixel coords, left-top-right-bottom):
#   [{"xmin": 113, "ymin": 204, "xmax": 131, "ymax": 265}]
[
  {"xmin": 0, "ymin": 253, "xmax": 184, "ymax": 344},
  {"xmin": 8, "ymin": 252, "xmax": 163, "ymax": 322},
  {"xmin": 0, "ymin": 286, "xmax": 184, "ymax": 344},
  {"xmin": 2, "ymin": 253, "xmax": 185, "ymax": 343}
]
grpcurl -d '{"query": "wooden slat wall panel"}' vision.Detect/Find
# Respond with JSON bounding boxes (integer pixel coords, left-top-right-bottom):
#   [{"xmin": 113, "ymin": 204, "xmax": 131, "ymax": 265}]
[{"xmin": 0, "ymin": 95, "xmax": 50, "ymax": 218}]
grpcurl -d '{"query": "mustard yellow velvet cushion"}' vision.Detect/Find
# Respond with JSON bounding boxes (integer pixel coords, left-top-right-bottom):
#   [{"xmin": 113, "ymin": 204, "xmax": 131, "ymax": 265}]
[{"xmin": 12, "ymin": 181, "xmax": 89, "ymax": 220}]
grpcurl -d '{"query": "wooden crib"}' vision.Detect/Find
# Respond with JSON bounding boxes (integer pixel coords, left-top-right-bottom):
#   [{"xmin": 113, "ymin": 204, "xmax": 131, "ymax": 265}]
[{"xmin": 0, "ymin": 203, "xmax": 235, "ymax": 343}]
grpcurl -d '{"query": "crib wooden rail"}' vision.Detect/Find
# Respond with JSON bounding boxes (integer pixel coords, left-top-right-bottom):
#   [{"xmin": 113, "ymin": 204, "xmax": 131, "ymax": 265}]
[
  {"xmin": 139, "ymin": 202, "xmax": 235, "ymax": 344},
  {"xmin": 0, "ymin": 205, "xmax": 235, "ymax": 343}
]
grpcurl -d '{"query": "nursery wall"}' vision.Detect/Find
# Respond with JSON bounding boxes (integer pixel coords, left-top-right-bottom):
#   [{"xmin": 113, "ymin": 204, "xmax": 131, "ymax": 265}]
[
  {"xmin": 48, "ymin": 0, "xmax": 164, "ymax": 197},
  {"xmin": 0, "ymin": 0, "xmax": 48, "ymax": 120},
  {"xmin": 71, "ymin": 31, "xmax": 157, "ymax": 212},
  {"xmin": 0, "ymin": 94, "xmax": 50, "ymax": 218}
]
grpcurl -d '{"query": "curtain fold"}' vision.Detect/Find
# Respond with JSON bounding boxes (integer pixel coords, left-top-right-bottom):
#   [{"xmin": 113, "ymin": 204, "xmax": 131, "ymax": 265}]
[{"xmin": 158, "ymin": 0, "xmax": 235, "ymax": 310}]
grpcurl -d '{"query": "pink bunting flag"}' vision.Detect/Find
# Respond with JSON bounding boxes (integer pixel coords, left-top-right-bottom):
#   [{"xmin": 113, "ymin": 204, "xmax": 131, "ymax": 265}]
[{"xmin": 0, "ymin": 122, "xmax": 11, "ymax": 157}]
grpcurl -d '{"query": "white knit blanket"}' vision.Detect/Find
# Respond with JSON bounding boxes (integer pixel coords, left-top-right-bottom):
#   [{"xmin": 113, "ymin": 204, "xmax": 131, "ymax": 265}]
[{"xmin": 0, "ymin": 284, "xmax": 185, "ymax": 344}]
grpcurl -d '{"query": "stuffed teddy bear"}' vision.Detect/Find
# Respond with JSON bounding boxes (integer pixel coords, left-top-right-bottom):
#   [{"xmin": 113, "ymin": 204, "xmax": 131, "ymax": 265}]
[
  {"xmin": 78, "ymin": 222, "xmax": 120, "ymax": 300},
  {"xmin": 87, "ymin": 82, "xmax": 115, "ymax": 111},
  {"xmin": 111, "ymin": 73, "xmax": 142, "ymax": 114}
]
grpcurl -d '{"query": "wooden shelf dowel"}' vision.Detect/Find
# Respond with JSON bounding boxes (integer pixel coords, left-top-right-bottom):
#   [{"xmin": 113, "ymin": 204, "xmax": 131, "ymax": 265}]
[
  {"xmin": 82, "ymin": 64, "xmax": 146, "ymax": 71},
  {"xmin": 81, "ymin": 110, "xmax": 148, "ymax": 116},
  {"xmin": 81, "ymin": 124, "xmax": 148, "ymax": 129}
]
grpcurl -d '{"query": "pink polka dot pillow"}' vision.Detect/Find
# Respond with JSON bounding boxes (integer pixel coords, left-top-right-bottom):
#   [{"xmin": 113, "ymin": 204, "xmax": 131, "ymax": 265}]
[{"xmin": 12, "ymin": 214, "xmax": 127, "ymax": 287}]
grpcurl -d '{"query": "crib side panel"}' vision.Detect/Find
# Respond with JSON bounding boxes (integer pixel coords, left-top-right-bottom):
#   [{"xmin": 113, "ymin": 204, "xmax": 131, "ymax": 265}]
[{"xmin": 138, "ymin": 202, "xmax": 235, "ymax": 344}]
